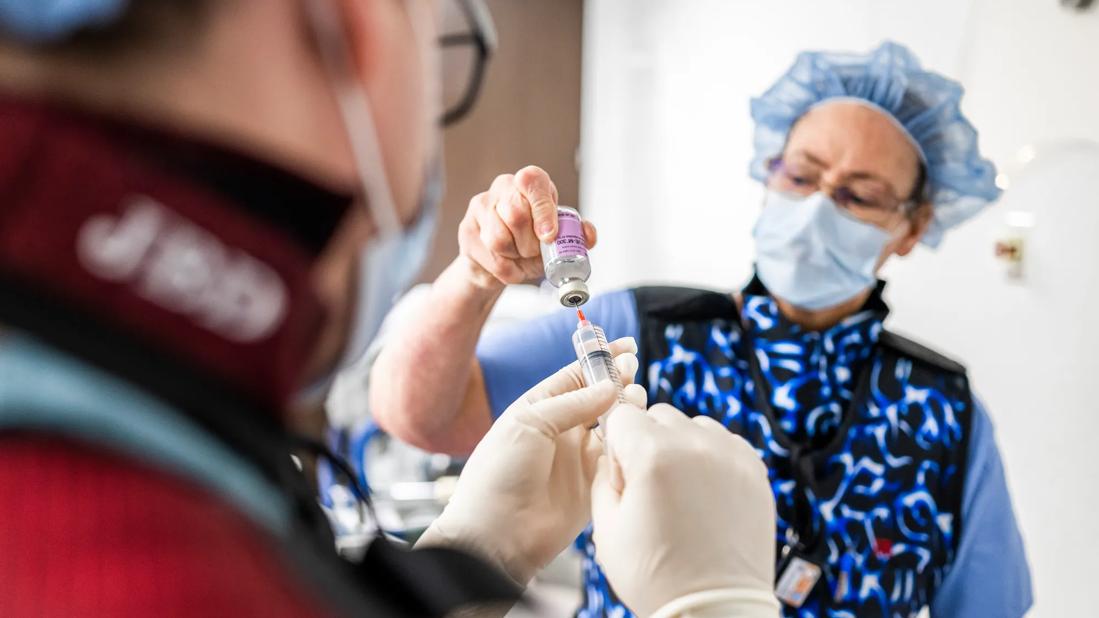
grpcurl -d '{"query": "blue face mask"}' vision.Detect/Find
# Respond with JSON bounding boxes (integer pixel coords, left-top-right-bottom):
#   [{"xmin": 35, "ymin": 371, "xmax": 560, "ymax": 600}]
[
  {"xmin": 346, "ymin": 160, "xmax": 441, "ymax": 371},
  {"xmin": 753, "ymin": 190, "xmax": 891, "ymax": 311}
]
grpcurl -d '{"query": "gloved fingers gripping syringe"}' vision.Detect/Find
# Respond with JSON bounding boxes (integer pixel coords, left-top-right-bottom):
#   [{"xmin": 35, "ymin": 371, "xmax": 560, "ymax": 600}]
[{"xmin": 573, "ymin": 308, "xmax": 643, "ymax": 492}]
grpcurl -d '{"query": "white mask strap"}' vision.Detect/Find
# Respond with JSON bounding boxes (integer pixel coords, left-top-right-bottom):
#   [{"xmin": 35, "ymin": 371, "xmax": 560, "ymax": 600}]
[{"xmin": 302, "ymin": 0, "xmax": 401, "ymax": 237}]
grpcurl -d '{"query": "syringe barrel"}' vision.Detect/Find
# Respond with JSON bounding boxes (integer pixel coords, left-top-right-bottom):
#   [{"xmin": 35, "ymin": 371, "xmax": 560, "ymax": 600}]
[{"xmin": 572, "ymin": 320, "xmax": 626, "ymax": 436}]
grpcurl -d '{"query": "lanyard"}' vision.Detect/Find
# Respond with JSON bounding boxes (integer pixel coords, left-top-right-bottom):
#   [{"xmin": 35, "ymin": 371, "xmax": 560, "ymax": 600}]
[{"xmin": 739, "ymin": 314, "xmax": 874, "ymax": 561}]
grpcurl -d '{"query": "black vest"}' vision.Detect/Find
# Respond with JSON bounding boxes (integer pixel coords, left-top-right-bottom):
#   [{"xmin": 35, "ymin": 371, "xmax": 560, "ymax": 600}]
[{"xmin": 578, "ymin": 286, "xmax": 973, "ymax": 618}]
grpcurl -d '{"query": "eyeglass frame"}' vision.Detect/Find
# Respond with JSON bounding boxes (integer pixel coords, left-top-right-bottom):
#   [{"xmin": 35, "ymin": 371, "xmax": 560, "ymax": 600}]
[
  {"xmin": 439, "ymin": 0, "xmax": 498, "ymax": 126},
  {"xmin": 765, "ymin": 155, "xmax": 927, "ymax": 218}
]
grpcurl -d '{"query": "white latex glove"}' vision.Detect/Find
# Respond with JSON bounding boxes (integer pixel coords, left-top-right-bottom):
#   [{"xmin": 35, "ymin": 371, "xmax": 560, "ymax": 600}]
[
  {"xmin": 591, "ymin": 403, "xmax": 780, "ymax": 618},
  {"xmin": 416, "ymin": 337, "xmax": 645, "ymax": 586}
]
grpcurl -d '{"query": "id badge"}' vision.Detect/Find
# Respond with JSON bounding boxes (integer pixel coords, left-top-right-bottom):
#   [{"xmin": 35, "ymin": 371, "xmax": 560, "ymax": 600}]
[{"xmin": 775, "ymin": 548, "xmax": 822, "ymax": 608}]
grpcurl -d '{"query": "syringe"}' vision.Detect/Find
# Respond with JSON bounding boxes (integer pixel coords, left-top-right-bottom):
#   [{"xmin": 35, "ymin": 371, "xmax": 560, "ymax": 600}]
[{"xmin": 572, "ymin": 309, "xmax": 627, "ymax": 438}]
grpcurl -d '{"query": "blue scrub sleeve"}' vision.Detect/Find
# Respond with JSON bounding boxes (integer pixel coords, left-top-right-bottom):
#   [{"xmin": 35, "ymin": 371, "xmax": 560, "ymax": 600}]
[
  {"xmin": 931, "ymin": 398, "xmax": 1033, "ymax": 617},
  {"xmin": 476, "ymin": 289, "xmax": 641, "ymax": 419}
]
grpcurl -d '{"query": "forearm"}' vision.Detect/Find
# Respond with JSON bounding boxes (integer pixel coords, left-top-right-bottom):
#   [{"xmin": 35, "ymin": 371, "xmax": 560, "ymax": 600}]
[{"xmin": 370, "ymin": 256, "xmax": 502, "ymax": 454}]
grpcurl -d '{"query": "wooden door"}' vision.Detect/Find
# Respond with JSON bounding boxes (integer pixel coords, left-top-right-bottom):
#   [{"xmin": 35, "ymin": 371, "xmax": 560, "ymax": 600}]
[{"xmin": 422, "ymin": 0, "xmax": 584, "ymax": 281}]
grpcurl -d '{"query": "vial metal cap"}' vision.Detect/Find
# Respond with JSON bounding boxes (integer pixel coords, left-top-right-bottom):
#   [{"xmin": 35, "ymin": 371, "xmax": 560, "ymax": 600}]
[{"xmin": 558, "ymin": 279, "xmax": 590, "ymax": 307}]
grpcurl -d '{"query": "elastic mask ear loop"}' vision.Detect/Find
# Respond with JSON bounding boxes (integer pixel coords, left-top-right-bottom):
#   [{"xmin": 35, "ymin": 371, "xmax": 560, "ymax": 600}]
[
  {"xmin": 303, "ymin": 0, "xmax": 401, "ymax": 237},
  {"xmin": 405, "ymin": 0, "xmax": 444, "ymax": 152},
  {"xmin": 293, "ymin": 0, "xmax": 403, "ymax": 406}
]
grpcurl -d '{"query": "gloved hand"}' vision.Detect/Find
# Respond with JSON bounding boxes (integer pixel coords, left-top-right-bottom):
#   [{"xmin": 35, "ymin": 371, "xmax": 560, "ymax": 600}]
[
  {"xmin": 591, "ymin": 404, "xmax": 780, "ymax": 618},
  {"xmin": 416, "ymin": 337, "xmax": 645, "ymax": 586}
]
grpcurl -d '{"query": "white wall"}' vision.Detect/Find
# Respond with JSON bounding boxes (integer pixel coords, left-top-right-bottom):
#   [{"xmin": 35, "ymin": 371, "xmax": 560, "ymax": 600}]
[{"xmin": 580, "ymin": 2, "xmax": 1099, "ymax": 616}]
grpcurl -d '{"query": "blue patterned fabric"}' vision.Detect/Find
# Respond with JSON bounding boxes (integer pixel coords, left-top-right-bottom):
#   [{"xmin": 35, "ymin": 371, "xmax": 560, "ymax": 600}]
[
  {"xmin": 578, "ymin": 284, "xmax": 971, "ymax": 618},
  {"xmin": 743, "ymin": 294, "xmax": 883, "ymax": 449},
  {"xmin": 476, "ymin": 287, "xmax": 1029, "ymax": 616}
]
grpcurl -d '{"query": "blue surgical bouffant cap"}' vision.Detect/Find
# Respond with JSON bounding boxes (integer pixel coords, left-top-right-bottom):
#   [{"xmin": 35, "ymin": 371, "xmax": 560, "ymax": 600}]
[
  {"xmin": 0, "ymin": 0, "xmax": 129, "ymax": 44},
  {"xmin": 750, "ymin": 41, "xmax": 1000, "ymax": 247}
]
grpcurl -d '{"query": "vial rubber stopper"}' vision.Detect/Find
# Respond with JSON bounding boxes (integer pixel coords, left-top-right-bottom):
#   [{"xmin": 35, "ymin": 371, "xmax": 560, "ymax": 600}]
[{"xmin": 558, "ymin": 279, "xmax": 590, "ymax": 307}]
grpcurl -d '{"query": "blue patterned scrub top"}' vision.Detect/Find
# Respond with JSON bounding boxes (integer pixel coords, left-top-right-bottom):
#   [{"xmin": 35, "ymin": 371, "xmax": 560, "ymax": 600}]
[{"xmin": 474, "ymin": 282, "xmax": 1031, "ymax": 617}]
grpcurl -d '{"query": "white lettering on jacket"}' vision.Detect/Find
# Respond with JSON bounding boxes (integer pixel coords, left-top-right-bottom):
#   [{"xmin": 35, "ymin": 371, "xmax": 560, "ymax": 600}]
[{"xmin": 76, "ymin": 196, "xmax": 288, "ymax": 343}]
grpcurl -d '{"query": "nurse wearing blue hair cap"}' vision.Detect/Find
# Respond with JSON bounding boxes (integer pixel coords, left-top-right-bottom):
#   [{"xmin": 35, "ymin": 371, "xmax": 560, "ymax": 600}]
[{"xmin": 372, "ymin": 41, "xmax": 1034, "ymax": 617}]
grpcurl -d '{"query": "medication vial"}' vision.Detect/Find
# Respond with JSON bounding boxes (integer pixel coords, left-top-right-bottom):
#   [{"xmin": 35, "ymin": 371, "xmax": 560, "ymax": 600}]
[{"xmin": 540, "ymin": 206, "xmax": 591, "ymax": 307}]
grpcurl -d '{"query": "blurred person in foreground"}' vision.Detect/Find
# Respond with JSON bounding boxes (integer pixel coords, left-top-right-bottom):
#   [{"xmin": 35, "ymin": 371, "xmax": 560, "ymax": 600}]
[{"xmin": 0, "ymin": 1, "xmax": 779, "ymax": 616}]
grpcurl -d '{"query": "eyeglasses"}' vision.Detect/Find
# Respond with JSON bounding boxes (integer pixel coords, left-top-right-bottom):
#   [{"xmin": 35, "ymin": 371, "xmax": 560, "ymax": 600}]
[
  {"xmin": 440, "ymin": 0, "xmax": 497, "ymax": 126},
  {"xmin": 766, "ymin": 156, "xmax": 921, "ymax": 216}
]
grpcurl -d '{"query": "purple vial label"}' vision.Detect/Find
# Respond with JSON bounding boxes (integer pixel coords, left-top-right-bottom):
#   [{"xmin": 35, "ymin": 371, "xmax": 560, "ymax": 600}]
[{"xmin": 555, "ymin": 209, "xmax": 587, "ymax": 258}]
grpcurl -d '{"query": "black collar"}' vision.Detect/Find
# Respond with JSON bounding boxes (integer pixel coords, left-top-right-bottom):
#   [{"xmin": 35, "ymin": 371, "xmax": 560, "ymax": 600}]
[
  {"xmin": 0, "ymin": 93, "xmax": 354, "ymax": 255},
  {"xmin": 741, "ymin": 272, "xmax": 891, "ymax": 321}
]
